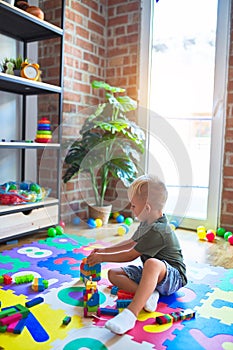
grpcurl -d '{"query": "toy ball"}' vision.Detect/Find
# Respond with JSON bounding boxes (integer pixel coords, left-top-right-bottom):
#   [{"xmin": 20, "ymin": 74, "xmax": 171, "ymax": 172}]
[
  {"xmin": 95, "ymin": 218, "xmax": 103, "ymax": 227},
  {"xmin": 197, "ymin": 229, "xmax": 206, "ymax": 240},
  {"xmin": 87, "ymin": 218, "xmax": 97, "ymax": 228},
  {"xmin": 224, "ymin": 231, "xmax": 233, "ymax": 241},
  {"xmin": 112, "ymin": 212, "xmax": 120, "ymax": 219},
  {"xmin": 170, "ymin": 223, "xmax": 176, "ymax": 231},
  {"xmin": 216, "ymin": 227, "xmax": 226, "ymax": 237},
  {"xmin": 73, "ymin": 216, "xmax": 81, "ymax": 226},
  {"xmin": 117, "ymin": 224, "xmax": 129, "ymax": 236},
  {"xmin": 197, "ymin": 225, "xmax": 206, "ymax": 232},
  {"xmin": 207, "ymin": 229, "xmax": 216, "ymax": 236},
  {"xmin": 228, "ymin": 235, "xmax": 233, "ymax": 245},
  {"xmin": 116, "ymin": 214, "xmax": 124, "ymax": 223},
  {"xmin": 55, "ymin": 225, "xmax": 64, "ymax": 235},
  {"xmin": 206, "ymin": 231, "xmax": 215, "ymax": 242},
  {"xmin": 170, "ymin": 219, "xmax": 179, "ymax": 228},
  {"xmin": 124, "ymin": 217, "xmax": 133, "ymax": 226},
  {"xmin": 59, "ymin": 220, "xmax": 65, "ymax": 228},
  {"xmin": 47, "ymin": 227, "xmax": 57, "ymax": 237}
]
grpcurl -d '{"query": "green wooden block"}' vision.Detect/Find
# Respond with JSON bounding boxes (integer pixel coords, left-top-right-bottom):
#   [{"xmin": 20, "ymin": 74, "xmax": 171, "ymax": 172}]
[
  {"xmin": 0, "ymin": 324, "xmax": 7, "ymax": 333},
  {"xmin": 87, "ymin": 305, "xmax": 99, "ymax": 312},
  {"xmin": 0, "ymin": 307, "xmax": 17, "ymax": 319},
  {"xmin": 15, "ymin": 304, "xmax": 30, "ymax": 318}
]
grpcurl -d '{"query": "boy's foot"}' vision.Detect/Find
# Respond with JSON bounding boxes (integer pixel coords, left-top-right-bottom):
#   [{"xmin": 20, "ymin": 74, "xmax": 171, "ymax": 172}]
[
  {"xmin": 105, "ymin": 308, "xmax": 137, "ymax": 335},
  {"xmin": 144, "ymin": 290, "xmax": 159, "ymax": 312}
]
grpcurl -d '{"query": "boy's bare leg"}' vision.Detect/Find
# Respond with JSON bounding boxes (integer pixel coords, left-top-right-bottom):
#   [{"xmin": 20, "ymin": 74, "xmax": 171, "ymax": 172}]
[
  {"xmin": 108, "ymin": 268, "xmax": 138, "ymax": 293},
  {"xmin": 105, "ymin": 259, "xmax": 166, "ymax": 334}
]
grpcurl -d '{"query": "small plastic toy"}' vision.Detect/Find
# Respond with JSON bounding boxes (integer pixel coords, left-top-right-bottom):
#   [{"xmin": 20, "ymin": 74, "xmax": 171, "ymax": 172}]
[
  {"xmin": 0, "ymin": 304, "xmax": 30, "ymax": 334},
  {"xmin": 80, "ymin": 258, "xmax": 101, "ymax": 282},
  {"xmin": 47, "ymin": 227, "xmax": 57, "ymax": 237},
  {"xmin": 87, "ymin": 218, "xmax": 97, "ymax": 229},
  {"xmin": 116, "ymin": 215, "xmax": 124, "ymax": 223},
  {"xmin": 206, "ymin": 229, "xmax": 215, "ymax": 242},
  {"xmin": 116, "ymin": 299, "xmax": 132, "ymax": 308},
  {"xmin": 124, "ymin": 217, "xmax": 133, "ymax": 226},
  {"xmin": 55, "ymin": 225, "xmax": 64, "ymax": 235},
  {"xmin": 117, "ymin": 224, "xmax": 129, "ymax": 236},
  {"xmin": 224, "ymin": 231, "xmax": 233, "ymax": 241},
  {"xmin": 59, "ymin": 220, "xmax": 66, "ymax": 228},
  {"xmin": 72, "ymin": 216, "xmax": 81, "ymax": 225},
  {"xmin": 216, "ymin": 227, "xmax": 226, "ymax": 237},
  {"xmin": 196, "ymin": 226, "xmax": 207, "ymax": 240},
  {"xmin": 228, "ymin": 235, "xmax": 233, "ymax": 245},
  {"xmin": 35, "ymin": 117, "xmax": 52, "ymax": 143},
  {"xmin": 25, "ymin": 296, "xmax": 44, "ymax": 308},
  {"xmin": 99, "ymin": 308, "xmax": 119, "ymax": 316},
  {"xmin": 3, "ymin": 275, "xmax": 12, "ymax": 285},
  {"xmin": 62, "ymin": 316, "xmax": 71, "ymax": 325},
  {"xmin": 95, "ymin": 218, "xmax": 103, "ymax": 227},
  {"xmin": 112, "ymin": 212, "xmax": 120, "ymax": 219},
  {"xmin": 83, "ymin": 278, "xmax": 100, "ymax": 317},
  {"xmin": 31, "ymin": 277, "xmax": 48, "ymax": 292},
  {"xmin": 155, "ymin": 309, "xmax": 195, "ymax": 325},
  {"xmin": 15, "ymin": 274, "xmax": 34, "ymax": 284}
]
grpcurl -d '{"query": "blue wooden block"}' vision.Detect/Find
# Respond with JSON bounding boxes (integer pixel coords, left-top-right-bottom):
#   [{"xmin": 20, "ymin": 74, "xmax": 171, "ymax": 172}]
[{"xmin": 25, "ymin": 297, "xmax": 44, "ymax": 308}]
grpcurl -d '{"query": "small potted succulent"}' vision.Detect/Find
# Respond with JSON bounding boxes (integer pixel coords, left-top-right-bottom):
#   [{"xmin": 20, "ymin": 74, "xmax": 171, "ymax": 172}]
[
  {"xmin": 63, "ymin": 80, "xmax": 145, "ymax": 224},
  {"xmin": 0, "ymin": 55, "xmax": 28, "ymax": 76}
]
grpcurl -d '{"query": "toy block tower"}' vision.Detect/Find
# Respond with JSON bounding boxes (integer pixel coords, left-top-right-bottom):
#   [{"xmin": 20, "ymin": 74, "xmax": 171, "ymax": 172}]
[
  {"xmin": 80, "ymin": 258, "xmax": 101, "ymax": 282},
  {"xmin": 83, "ymin": 277, "xmax": 100, "ymax": 317}
]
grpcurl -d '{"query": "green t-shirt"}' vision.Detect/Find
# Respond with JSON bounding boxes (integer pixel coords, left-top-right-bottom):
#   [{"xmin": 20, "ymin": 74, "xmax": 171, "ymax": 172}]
[{"xmin": 132, "ymin": 215, "xmax": 187, "ymax": 286}]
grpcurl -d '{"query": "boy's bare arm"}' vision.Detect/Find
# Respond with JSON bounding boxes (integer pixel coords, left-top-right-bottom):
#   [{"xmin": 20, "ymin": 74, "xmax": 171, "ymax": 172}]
[
  {"xmin": 87, "ymin": 248, "xmax": 140, "ymax": 266},
  {"xmin": 93, "ymin": 238, "xmax": 136, "ymax": 254}
]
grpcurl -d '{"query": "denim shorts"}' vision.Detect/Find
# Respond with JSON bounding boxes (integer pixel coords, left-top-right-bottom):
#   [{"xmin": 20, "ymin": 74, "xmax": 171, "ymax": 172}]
[{"xmin": 122, "ymin": 260, "xmax": 183, "ymax": 296}]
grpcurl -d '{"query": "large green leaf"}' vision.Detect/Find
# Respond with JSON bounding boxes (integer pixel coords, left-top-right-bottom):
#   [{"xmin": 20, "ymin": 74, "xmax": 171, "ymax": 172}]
[
  {"xmin": 108, "ymin": 157, "xmax": 138, "ymax": 187},
  {"xmin": 116, "ymin": 95, "xmax": 137, "ymax": 112},
  {"xmin": 91, "ymin": 80, "xmax": 125, "ymax": 93}
]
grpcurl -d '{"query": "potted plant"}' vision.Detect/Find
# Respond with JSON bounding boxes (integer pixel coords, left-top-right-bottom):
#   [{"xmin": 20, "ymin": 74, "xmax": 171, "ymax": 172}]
[{"xmin": 63, "ymin": 80, "xmax": 145, "ymax": 224}]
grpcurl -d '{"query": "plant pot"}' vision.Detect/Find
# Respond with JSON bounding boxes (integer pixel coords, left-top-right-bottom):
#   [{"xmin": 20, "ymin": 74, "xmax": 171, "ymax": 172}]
[
  {"xmin": 88, "ymin": 204, "xmax": 112, "ymax": 225},
  {"xmin": 14, "ymin": 69, "xmax": 21, "ymax": 76}
]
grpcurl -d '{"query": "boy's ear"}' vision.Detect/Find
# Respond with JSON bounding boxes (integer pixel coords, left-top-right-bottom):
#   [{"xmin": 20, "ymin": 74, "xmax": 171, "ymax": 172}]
[{"xmin": 146, "ymin": 203, "xmax": 151, "ymax": 211}]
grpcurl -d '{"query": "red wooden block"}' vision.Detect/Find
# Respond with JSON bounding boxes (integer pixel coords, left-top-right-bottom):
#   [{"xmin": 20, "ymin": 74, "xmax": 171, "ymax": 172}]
[{"xmin": 3, "ymin": 274, "xmax": 12, "ymax": 285}]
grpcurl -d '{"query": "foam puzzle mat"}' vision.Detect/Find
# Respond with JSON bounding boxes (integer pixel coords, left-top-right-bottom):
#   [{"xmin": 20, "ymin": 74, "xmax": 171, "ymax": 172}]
[{"xmin": 0, "ymin": 232, "xmax": 233, "ymax": 350}]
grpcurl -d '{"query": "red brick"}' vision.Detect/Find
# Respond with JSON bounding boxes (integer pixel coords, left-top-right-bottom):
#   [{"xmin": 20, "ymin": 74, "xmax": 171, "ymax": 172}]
[
  {"xmin": 108, "ymin": 15, "xmax": 128, "ymax": 27},
  {"xmin": 117, "ymin": 1, "xmax": 139, "ymax": 14},
  {"xmin": 72, "ymin": 2, "xmax": 89, "ymax": 17},
  {"xmin": 91, "ymin": 10, "xmax": 106, "ymax": 26},
  {"xmin": 88, "ymin": 20, "xmax": 104, "ymax": 35}
]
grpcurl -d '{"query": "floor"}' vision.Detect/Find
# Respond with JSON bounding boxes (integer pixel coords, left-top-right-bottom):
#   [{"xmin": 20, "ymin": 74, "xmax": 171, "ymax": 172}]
[{"xmin": 0, "ymin": 222, "xmax": 232, "ymax": 269}]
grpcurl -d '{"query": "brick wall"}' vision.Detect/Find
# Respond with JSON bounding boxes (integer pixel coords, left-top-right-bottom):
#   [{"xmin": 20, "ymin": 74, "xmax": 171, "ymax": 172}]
[
  {"xmin": 60, "ymin": 0, "xmax": 141, "ymax": 223},
  {"xmin": 221, "ymin": 3, "xmax": 233, "ymax": 231}
]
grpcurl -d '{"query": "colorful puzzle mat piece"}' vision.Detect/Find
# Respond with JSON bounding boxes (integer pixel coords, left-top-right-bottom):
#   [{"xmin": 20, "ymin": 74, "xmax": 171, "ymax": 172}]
[
  {"xmin": 1, "ymin": 241, "xmax": 67, "ymax": 264},
  {"xmin": 38, "ymin": 233, "xmax": 96, "ymax": 251},
  {"xmin": 0, "ymin": 233, "xmax": 232, "ymax": 350},
  {"xmin": 1, "ymin": 266, "xmax": 72, "ymax": 296},
  {"xmin": 0, "ymin": 288, "xmax": 83, "ymax": 350}
]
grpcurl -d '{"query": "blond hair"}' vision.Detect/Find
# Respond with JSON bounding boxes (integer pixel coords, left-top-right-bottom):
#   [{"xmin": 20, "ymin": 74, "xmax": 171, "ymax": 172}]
[{"xmin": 128, "ymin": 174, "xmax": 168, "ymax": 211}]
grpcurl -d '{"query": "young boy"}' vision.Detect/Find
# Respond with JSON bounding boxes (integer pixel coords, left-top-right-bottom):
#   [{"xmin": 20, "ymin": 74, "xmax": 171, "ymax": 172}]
[{"xmin": 87, "ymin": 174, "xmax": 187, "ymax": 335}]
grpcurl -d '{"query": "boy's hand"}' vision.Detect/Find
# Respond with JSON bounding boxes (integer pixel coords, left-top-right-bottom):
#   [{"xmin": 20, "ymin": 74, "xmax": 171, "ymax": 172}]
[
  {"xmin": 87, "ymin": 252, "xmax": 103, "ymax": 266},
  {"xmin": 92, "ymin": 248, "xmax": 105, "ymax": 253}
]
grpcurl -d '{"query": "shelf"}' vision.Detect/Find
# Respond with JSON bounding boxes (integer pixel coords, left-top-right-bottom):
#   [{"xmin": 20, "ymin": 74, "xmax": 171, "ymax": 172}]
[
  {"xmin": 0, "ymin": 197, "xmax": 59, "ymax": 215},
  {"xmin": 0, "ymin": 141, "xmax": 60, "ymax": 149},
  {"xmin": 0, "ymin": 0, "xmax": 63, "ymax": 42},
  {"xmin": 0, "ymin": 72, "xmax": 62, "ymax": 95}
]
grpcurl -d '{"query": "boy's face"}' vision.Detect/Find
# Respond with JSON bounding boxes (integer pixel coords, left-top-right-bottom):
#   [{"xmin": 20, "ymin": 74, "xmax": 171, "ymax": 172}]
[{"xmin": 130, "ymin": 194, "xmax": 148, "ymax": 222}]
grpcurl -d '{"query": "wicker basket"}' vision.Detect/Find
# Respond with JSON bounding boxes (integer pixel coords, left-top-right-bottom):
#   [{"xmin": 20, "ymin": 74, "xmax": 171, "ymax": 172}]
[{"xmin": 88, "ymin": 204, "xmax": 112, "ymax": 225}]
